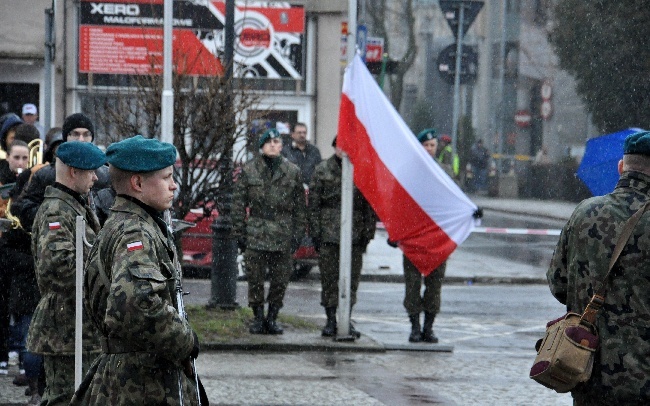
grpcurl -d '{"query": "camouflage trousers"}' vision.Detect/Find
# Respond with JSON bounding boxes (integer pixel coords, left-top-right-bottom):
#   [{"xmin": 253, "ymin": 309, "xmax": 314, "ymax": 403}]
[
  {"xmin": 43, "ymin": 353, "xmax": 95, "ymax": 406},
  {"xmin": 319, "ymin": 243, "xmax": 364, "ymax": 308},
  {"xmin": 246, "ymin": 249, "xmax": 292, "ymax": 308},
  {"xmin": 403, "ymin": 256, "xmax": 446, "ymax": 315}
]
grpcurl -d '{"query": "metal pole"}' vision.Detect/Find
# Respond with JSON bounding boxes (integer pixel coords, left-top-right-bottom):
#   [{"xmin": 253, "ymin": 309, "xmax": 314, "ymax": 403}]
[
  {"xmin": 43, "ymin": 3, "xmax": 54, "ymax": 134},
  {"xmin": 450, "ymin": 4, "xmax": 465, "ymax": 158},
  {"xmin": 208, "ymin": 0, "xmax": 238, "ymax": 309},
  {"xmin": 74, "ymin": 216, "xmax": 84, "ymax": 390},
  {"xmin": 337, "ymin": 0, "xmax": 357, "ymax": 341},
  {"xmin": 496, "ymin": 0, "xmax": 507, "ymax": 173},
  {"xmin": 161, "ymin": 0, "xmax": 174, "ymax": 144}
]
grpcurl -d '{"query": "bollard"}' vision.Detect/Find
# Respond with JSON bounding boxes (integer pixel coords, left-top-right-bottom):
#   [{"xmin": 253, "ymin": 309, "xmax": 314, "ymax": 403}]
[{"xmin": 208, "ymin": 212, "xmax": 239, "ymax": 310}]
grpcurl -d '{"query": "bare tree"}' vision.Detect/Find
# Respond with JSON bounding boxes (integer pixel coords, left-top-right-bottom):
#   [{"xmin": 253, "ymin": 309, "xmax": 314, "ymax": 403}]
[
  {"xmin": 86, "ymin": 59, "xmax": 261, "ymax": 221},
  {"xmin": 366, "ymin": 0, "xmax": 418, "ymax": 110}
]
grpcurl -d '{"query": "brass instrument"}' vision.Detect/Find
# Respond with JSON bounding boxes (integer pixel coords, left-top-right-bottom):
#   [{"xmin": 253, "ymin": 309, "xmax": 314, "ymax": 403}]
[{"xmin": 3, "ymin": 138, "xmax": 45, "ymax": 231}]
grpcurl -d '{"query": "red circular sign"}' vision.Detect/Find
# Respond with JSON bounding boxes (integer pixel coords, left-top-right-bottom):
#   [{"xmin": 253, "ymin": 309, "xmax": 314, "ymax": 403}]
[{"xmin": 514, "ymin": 110, "xmax": 532, "ymax": 128}]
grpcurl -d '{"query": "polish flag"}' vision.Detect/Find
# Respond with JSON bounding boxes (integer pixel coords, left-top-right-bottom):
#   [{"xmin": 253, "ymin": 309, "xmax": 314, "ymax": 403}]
[
  {"xmin": 127, "ymin": 241, "xmax": 144, "ymax": 252},
  {"xmin": 337, "ymin": 54, "xmax": 479, "ymax": 276},
  {"xmin": 49, "ymin": 222, "xmax": 61, "ymax": 230}
]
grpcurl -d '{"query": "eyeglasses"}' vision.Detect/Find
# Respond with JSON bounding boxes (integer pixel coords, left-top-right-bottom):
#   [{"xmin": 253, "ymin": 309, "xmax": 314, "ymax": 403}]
[
  {"xmin": 294, "ymin": 131, "xmax": 307, "ymax": 134},
  {"xmin": 68, "ymin": 130, "xmax": 93, "ymax": 139}
]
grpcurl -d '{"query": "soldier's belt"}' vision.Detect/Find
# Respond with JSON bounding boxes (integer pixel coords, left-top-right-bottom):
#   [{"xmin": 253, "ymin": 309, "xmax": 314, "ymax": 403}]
[{"xmin": 100, "ymin": 336, "xmax": 143, "ymax": 354}]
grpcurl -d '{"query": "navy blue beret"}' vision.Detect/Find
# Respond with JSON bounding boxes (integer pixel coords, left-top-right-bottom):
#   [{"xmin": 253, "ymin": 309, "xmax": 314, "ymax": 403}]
[
  {"xmin": 258, "ymin": 128, "xmax": 281, "ymax": 149},
  {"xmin": 106, "ymin": 135, "xmax": 177, "ymax": 172},
  {"xmin": 624, "ymin": 131, "xmax": 650, "ymax": 155},
  {"xmin": 417, "ymin": 128, "xmax": 437, "ymax": 143},
  {"xmin": 56, "ymin": 141, "xmax": 107, "ymax": 170}
]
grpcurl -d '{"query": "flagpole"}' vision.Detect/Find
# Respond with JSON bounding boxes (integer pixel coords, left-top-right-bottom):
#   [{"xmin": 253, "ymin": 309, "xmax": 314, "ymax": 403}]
[
  {"xmin": 161, "ymin": 0, "xmax": 173, "ymax": 144},
  {"xmin": 337, "ymin": 0, "xmax": 357, "ymax": 341}
]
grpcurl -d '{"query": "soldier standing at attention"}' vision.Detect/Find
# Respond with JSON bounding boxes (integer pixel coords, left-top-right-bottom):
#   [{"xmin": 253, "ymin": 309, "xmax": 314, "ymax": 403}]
[
  {"xmin": 547, "ymin": 130, "xmax": 650, "ymax": 404},
  {"xmin": 70, "ymin": 135, "xmax": 200, "ymax": 405},
  {"xmin": 389, "ymin": 129, "xmax": 446, "ymax": 343},
  {"xmin": 232, "ymin": 128, "xmax": 306, "ymax": 335},
  {"xmin": 308, "ymin": 136, "xmax": 376, "ymax": 337},
  {"xmin": 27, "ymin": 141, "xmax": 105, "ymax": 405}
]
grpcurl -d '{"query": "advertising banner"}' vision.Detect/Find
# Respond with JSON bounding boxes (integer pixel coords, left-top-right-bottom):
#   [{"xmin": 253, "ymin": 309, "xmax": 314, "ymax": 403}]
[{"xmin": 79, "ymin": 0, "xmax": 305, "ymax": 78}]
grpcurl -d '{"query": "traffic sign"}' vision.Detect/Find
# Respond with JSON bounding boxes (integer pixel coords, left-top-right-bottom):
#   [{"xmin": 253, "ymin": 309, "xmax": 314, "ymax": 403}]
[
  {"xmin": 357, "ymin": 24, "xmax": 368, "ymax": 63},
  {"xmin": 514, "ymin": 110, "xmax": 532, "ymax": 128},
  {"xmin": 437, "ymin": 44, "xmax": 478, "ymax": 85},
  {"xmin": 439, "ymin": 1, "xmax": 485, "ymax": 39}
]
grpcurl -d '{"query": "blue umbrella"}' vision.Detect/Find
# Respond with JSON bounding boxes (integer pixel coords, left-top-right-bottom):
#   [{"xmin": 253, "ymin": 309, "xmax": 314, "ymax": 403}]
[{"xmin": 577, "ymin": 128, "xmax": 645, "ymax": 196}]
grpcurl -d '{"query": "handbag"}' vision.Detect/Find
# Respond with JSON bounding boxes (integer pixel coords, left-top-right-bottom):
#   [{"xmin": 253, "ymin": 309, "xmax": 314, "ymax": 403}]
[{"xmin": 529, "ymin": 201, "xmax": 650, "ymax": 393}]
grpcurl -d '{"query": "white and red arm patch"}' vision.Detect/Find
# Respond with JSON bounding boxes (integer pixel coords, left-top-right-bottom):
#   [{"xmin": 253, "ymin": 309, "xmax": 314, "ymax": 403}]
[{"xmin": 127, "ymin": 241, "xmax": 144, "ymax": 252}]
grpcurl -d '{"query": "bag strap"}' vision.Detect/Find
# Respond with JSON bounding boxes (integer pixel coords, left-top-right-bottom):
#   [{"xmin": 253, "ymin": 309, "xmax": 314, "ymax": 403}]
[{"xmin": 581, "ymin": 200, "xmax": 650, "ymax": 324}]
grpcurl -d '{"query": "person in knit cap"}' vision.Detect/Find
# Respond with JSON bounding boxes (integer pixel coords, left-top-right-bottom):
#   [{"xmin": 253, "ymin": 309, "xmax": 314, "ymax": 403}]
[
  {"xmin": 10, "ymin": 112, "xmax": 110, "ymax": 231},
  {"xmin": 27, "ymin": 141, "xmax": 106, "ymax": 405},
  {"xmin": 231, "ymin": 128, "xmax": 306, "ymax": 335}
]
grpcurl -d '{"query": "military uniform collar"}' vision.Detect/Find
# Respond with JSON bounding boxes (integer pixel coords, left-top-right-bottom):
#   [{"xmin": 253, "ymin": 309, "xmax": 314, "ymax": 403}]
[
  {"xmin": 45, "ymin": 184, "xmax": 87, "ymax": 215},
  {"xmin": 114, "ymin": 194, "xmax": 170, "ymax": 238},
  {"xmin": 53, "ymin": 182, "xmax": 86, "ymax": 206},
  {"xmin": 616, "ymin": 171, "xmax": 650, "ymax": 195}
]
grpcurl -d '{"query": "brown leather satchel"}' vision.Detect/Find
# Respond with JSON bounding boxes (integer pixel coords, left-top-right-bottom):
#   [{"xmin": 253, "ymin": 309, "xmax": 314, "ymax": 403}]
[{"xmin": 530, "ymin": 201, "xmax": 650, "ymax": 393}]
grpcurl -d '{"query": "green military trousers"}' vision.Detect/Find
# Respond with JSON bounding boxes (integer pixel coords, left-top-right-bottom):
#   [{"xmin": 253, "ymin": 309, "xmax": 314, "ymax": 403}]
[
  {"xmin": 319, "ymin": 243, "xmax": 364, "ymax": 308},
  {"xmin": 403, "ymin": 256, "xmax": 446, "ymax": 315},
  {"xmin": 246, "ymin": 248, "xmax": 292, "ymax": 308}
]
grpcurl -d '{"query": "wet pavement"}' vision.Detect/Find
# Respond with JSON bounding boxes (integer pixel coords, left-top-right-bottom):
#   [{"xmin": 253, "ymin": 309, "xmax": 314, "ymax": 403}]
[{"xmin": 0, "ymin": 196, "xmax": 578, "ymax": 405}]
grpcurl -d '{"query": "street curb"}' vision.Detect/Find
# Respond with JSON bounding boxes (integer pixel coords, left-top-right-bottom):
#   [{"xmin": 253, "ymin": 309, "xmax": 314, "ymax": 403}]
[
  {"xmin": 202, "ymin": 340, "xmax": 386, "ymax": 353},
  {"xmin": 356, "ymin": 274, "xmax": 548, "ymax": 285},
  {"xmin": 477, "ymin": 206, "xmax": 570, "ymax": 221}
]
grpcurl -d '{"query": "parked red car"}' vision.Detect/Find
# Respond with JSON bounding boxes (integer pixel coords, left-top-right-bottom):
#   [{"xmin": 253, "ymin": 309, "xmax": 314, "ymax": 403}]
[{"xmin": 181, "ymin": 207, "xmax": 318, "ymax": 280}]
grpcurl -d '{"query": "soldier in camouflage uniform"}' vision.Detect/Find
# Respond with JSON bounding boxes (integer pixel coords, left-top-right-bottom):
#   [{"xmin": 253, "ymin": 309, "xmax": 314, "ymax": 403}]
[
  {"xmin": 232, "ymin": 128, "xmax": 306, "ymax": 335},
  {"xmin": 70, "ymin": 136, "xmax": 200, "ymax": 405},
  {"xmin": 389, "ymin": 129, "xmax": 446, "ymax": 343},
  {"xmin": 308, "ymin": 137, "xmax": 376, "ymax": 337},
  {"xmin": 27, "ymin": 142, "xmax": 106, "ymax": 405},
  {"xmin": 547, "ymin": 130, "xmax": 650, "ymax": 405}
]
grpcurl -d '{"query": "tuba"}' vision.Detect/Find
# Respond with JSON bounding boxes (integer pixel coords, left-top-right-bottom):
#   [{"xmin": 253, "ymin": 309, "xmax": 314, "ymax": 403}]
[{"xmin": 2, "ymin": 138, "xmax": 45, "ymax": 231}]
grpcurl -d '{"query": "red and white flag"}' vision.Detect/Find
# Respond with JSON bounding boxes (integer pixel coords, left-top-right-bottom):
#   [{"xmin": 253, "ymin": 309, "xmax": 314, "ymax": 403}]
[
  {"xmin": 337, "ymin": 54, "xmax": 479, "ymax": 276},
  {"xmin": 127, "ymin": 241, "xmax": 144, "ymax": 252}
]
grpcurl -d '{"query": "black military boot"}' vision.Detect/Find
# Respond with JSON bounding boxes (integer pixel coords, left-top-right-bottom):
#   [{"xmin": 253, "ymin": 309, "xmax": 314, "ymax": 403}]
[
  {"xmin": 409, "ymin": 313, "xmax": 422, "ymax": 342},
  {"xmin": 349, "ymin": 308, "xmax": 361, "ymax": 338},
  {"xmin": 422, "ymin": 312, "xmax": 438, "ymax": 343},
  {"xmin": 249, "ymin": 306, "xmax": 266, "ymax": 334},
  {"xmin": 266, "ymin": 304, "xmax": 284, "ymax": 335},
  {"xmin": 322, "ymin": 307, "xmax": 337, "ymax": 337}
]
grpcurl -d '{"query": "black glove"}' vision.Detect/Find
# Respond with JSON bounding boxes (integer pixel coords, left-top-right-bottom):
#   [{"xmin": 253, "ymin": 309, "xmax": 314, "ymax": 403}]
[
  {"xmin": 291, "ymin": 237, "xmax": 300, "ymax": 253},
  {"xmin": 386, "ymin": 238, "xmax": 398, "ymax": 248},
  {"xmin": 190, "ymin": 330, "xmax": 200, "ymax": 359},
  {"xmin": 312, "ymin": 237, "xmax": 321, "ymax": 253},
  {"xmin": 237, "ymin": 238, "xmax": 247, "ymax": 253}
]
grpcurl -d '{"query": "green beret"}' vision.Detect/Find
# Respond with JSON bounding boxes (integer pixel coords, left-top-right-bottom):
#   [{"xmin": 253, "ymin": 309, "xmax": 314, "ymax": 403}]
[
  {"xmin": 417, "ymin": 128, "xmax": 437, "ymax": 143},
  {"xmin": 258, "ymin": 128, "xmax": 281, "ymax": 149},
  {"xmin": 56, "ymin": 141, "xmax": 106, "ymax": 170},
  {"xmin": 624, "ymin": 131, "xmax": 650, "ymax": 155},
  {"xmin": 106, "ymin": 135, "xmax": 177, "ymax": 172}
]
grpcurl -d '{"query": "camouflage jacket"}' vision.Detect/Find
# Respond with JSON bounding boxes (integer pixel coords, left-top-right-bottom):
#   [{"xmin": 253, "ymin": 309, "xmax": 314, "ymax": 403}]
[
  {"xmin": 308, "ymin": 155, "xmax": 376, "ymax": 245},
  {"xmin": 73, "ymin": 196, "xmax": 197, "ymax": 405},
  {"xmin": 547, "ymin": 171, "xmax": 650, "ymax": 403},
  {"xmin": 27, "ymin": 184, "xmax": 100, "ymax": 355},
  {"xmin": 232, "ymin": 155, "xmax": 306, "ymax": 252}
]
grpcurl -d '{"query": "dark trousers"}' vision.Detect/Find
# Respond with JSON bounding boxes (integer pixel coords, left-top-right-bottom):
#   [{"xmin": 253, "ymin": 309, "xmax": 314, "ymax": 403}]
[
  {"xmin": 246, "ymin": 249, "xmax": 292, "ymax": 308},
  {"xmin": 319, "ymin": 243, "xmax": 364, "ymax": 308},
  {"xmin": 403, "ymin": 256, "xmax": 445, "ymax": 315}
]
